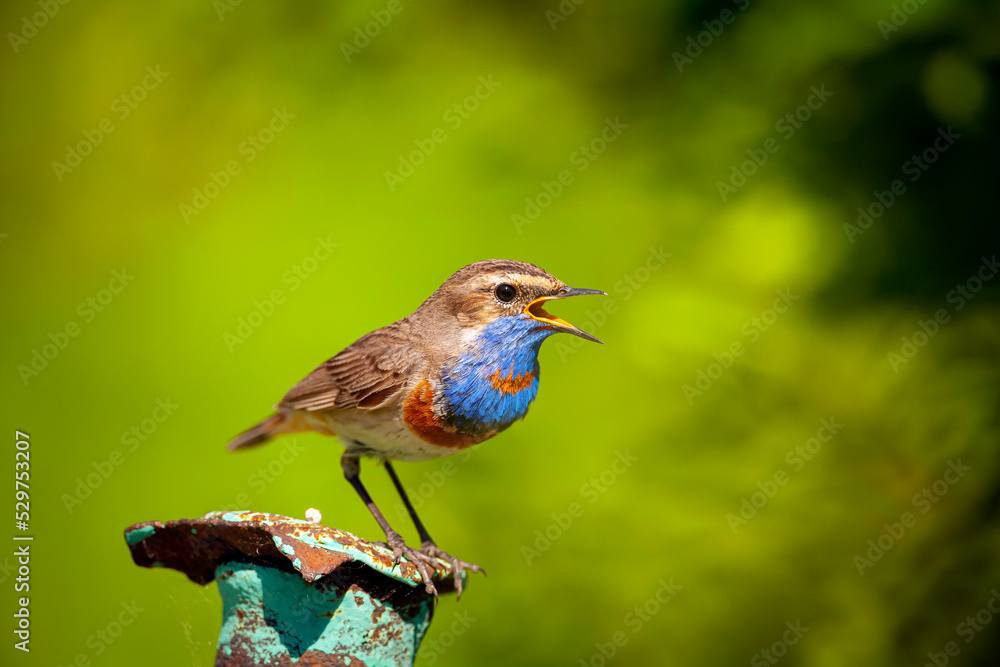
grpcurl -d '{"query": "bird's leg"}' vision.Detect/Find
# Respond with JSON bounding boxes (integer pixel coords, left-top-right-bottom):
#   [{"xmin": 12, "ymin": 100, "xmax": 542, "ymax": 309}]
[
  {"xmin": 340, "ymin": 454, "xmax": 441, "ymax": 600},
  {"xmin": 383, "ymin": 461, "xmax": 435, "ymax": 543},
  {"xmin": 384, "ymin": 460, "xmax": 484, "ymax": 599}
]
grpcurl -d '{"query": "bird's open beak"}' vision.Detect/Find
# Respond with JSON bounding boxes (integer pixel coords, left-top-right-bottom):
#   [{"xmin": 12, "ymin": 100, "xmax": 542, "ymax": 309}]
[{"xmin": 524, "ymin": 287, "xmax": 607, "ymax": 344}]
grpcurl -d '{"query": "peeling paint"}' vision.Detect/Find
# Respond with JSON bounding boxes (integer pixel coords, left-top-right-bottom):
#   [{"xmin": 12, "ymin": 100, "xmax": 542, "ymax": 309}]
[
  {"xmin": 216, "ymin": 562, "xmax": 430, "ymax": 666},
  {"xmin": 125, "ymin": 524, "xmax": 156, "ymax": 545},
  {"xmin": 124, "ymin": 511, "xmax": 462, "ymax": 665}
]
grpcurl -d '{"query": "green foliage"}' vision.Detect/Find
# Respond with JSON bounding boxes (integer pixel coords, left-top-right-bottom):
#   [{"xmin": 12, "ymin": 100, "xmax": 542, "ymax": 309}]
[{"xmin": 1, "ymin": 0, "xmax": 998, "ymax": 665}]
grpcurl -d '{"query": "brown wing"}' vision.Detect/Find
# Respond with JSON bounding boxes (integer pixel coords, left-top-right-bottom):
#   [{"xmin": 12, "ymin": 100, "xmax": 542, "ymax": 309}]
[{"xmin": 277, "ymin": 327, "xmax": 424, "ymax": 412}]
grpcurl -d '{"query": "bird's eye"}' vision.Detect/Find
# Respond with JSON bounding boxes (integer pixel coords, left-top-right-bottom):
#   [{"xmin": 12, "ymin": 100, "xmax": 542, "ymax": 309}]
[{"xmin": 494, "ymin": 283, "xmax": 517, "ymax": 303}]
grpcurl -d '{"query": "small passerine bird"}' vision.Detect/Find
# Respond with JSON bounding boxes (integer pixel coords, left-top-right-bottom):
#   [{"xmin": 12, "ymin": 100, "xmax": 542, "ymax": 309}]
[{"xmin": 227, "ymin": 259, "xmax": 604, "ymax": 597}]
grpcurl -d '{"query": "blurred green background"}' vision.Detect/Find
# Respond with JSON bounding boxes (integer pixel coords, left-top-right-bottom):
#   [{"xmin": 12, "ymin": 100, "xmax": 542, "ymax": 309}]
[{"xmin": 2, "ymin": 0, "xmax": 999, "ymax": 665}]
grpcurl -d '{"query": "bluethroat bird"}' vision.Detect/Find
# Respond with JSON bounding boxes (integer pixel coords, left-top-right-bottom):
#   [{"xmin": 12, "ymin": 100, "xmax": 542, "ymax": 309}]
[{"xmin": 227, "ymin": 259, "xmax": 604, "ymax": 597}]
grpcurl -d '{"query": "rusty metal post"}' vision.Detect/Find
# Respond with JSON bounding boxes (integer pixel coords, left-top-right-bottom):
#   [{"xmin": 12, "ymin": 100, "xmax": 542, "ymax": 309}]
[{"xmin": 124, "ymin": 511, "xmax": 463, "ymax": 666}]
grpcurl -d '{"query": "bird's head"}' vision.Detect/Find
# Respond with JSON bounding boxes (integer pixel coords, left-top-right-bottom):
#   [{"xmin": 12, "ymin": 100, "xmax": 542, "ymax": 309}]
[{"xmin": 419, "ymin": 259, "xmax": 606, "ymax": 344}]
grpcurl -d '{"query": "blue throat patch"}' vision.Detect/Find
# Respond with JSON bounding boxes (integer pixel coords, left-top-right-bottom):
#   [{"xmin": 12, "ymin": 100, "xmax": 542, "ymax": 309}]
[{"xmin": 441, "ymin": 315, "xmax": 555, "ymax": 434}]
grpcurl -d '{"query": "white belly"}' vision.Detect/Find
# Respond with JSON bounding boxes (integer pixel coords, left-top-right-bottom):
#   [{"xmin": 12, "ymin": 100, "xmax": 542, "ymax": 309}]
[{"xmin": 295, "ymin": 404, "xmax": 464, "ymax": 462}]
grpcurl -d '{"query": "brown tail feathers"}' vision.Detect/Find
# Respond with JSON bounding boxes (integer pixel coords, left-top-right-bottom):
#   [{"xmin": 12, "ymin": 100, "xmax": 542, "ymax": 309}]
[{"xmin": 226, "ymin": 414, "xmax": 286, "ymax": 451}]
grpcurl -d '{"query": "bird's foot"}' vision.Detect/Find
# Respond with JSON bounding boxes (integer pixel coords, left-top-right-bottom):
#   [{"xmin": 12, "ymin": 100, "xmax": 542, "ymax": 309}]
[
  {"xmin": 385, "ymin": 531, "xmax": 445, "ymax": 601},
  {"xmin": 420, "ymin": 541, "xmax": 485, "ymax": 600}
]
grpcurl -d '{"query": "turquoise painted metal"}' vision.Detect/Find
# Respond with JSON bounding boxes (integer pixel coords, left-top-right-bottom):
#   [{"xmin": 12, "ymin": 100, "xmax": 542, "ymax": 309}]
[{"xmin": 124, "ymin": 511, "xmax": 464, "ymax": 666}]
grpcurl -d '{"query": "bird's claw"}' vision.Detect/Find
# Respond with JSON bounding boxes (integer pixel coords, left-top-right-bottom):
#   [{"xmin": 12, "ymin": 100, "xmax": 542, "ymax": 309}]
[
  {"xmin": 385, "ymin": 531, "xmax": 443, "ymax": 601},
  {"xmin": 420, "ymin": 541, "xmax": 485, "ymax": 600}
]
